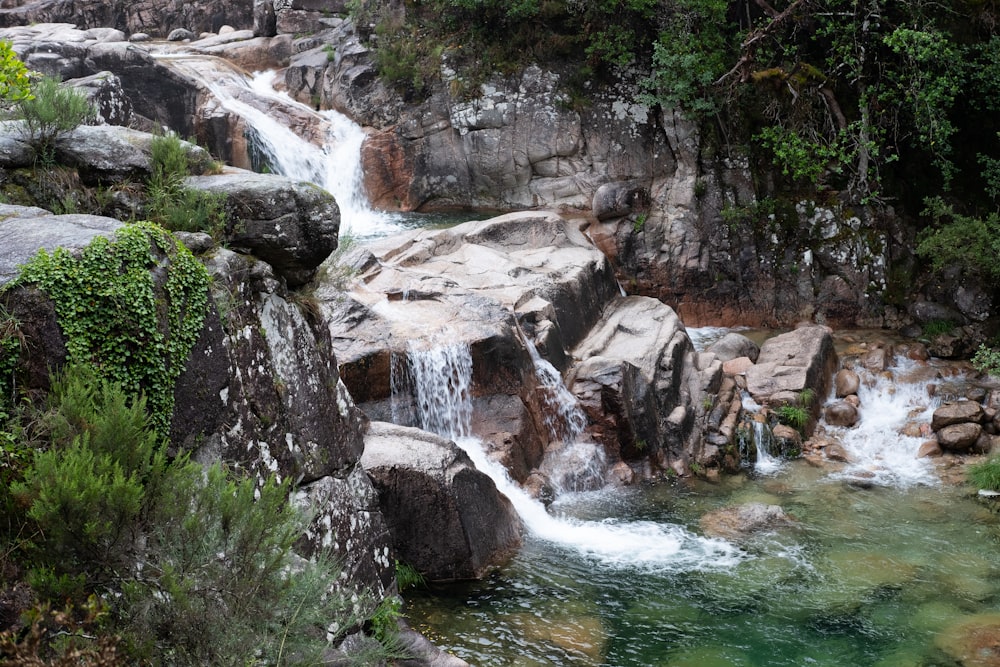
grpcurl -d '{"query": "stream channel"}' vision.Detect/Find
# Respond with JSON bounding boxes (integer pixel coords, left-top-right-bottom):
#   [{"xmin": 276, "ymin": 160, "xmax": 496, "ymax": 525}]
[{"xmin": 169, "ymin": 62, "xmax": 1000, "ymax": 666}]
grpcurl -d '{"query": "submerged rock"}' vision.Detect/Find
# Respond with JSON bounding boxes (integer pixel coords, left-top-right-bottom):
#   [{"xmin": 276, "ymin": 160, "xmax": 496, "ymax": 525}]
[
  {"xmin": 699, "ymin": 502, "xmax": 795, "ymax": 540},
  {"xmin": 935, "ymin": 613, "xmax": 1000, "ymax": 667}
]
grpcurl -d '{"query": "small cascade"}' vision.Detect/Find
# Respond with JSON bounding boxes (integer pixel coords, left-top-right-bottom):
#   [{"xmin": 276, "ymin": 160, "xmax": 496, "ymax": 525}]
[
  {"xmin": 827, "ymin": 356, "xmax": 941, "ymax": 487},
  {"xmin": 152, "ymin": 55, "xmax": 398, "ymax": 236},
  {"xmin": 406, "ymin": 341, "xmax": 473, "ymax": 441},
  {"xmin": 736, "ymin": 392, "xmax": 786, "ymax": 475},
  {"xmin": 522, "ymin": 337, "xmax": 587, "ymax": 444},
  {"xmin": 401, "ymin": 339, "xmax": 743, "ymax": 571},
  {"xmin": 737, "ymin": 416, "xmax": 785, "ymax": 475}
]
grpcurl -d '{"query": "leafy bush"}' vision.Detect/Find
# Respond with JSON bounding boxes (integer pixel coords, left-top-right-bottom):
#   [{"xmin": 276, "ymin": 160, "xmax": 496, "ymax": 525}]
[
  {"xmin": 968, "ymin": 456, "xmax": 1000, "ymax": 491},
  {"xmin": 916, "ymin": 197, "xmax": 1000, "ymax": 284},
  {"xmin": 15, "ymin": 223, "xmax": 209, "ymax": 437},
  {"xmin": 972, "ymin": 344, "xmax": 1000, "ymax": 378},
  {"xmin": 0, "ymin": 40, "xmax": 31, "ymax": 107},
  {"xmin": 15, "ymin": 75, "xmax": 95, "ymax": 164},
  {"xmin": 146, "ymin": 133, "xmax": 226, "ymax": 236},
  {"xmin": 7, "ymin": 365, "xmax": 370, "ymax": 665}
]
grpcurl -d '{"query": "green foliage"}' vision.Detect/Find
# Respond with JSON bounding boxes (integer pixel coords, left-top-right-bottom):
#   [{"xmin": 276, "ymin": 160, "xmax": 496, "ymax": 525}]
[
  {"xmin": 968, "ymin": 456, "xmax": 1000, "ymax": 491},
  {"xmin": 14, "ymin": 75, "xmax": 95, "ymax": 164},
  {"xmin": 922, "ymin": 319, "xmax": 955, "ymax": 338},
  {"xmin": 972, "ymin": 344, "xmax": 1000, "ymax": 378},
  {"xmin": 146, "ymin": 133, "xmax": 226, "ymax": 236},
  {"xmin": 915, "ymin": 197, "xmax": 1000, "ymax": 284},
  {"xmin": 755, "ymin": 125, "xmax": 856, "ymax": 188},
  {"xmin": 0, "ymin": 40, "xmax": 31, "ymax": 107},
  {"xmin": 641, "ymin": 0, "xmax": 730, "ymax": 117},
  {"xmin": 776, "ymin": 405, "xmax": 809, "ymax": 432},
  {"xmin": 14, "ymin": 222, "xmax": 210, "ymax": 436},
  {"xmin": 5, "ymin": 365, "xmax": 369, "ymax": 665},
  {"xmin": 368, "ymin": 595, "xmax": 402, "ymax": 647},
  {"xmin": 798, "ymin": 388, "xmax": 816, "ymax": 408},
  {"xmin": 395, "ymin": 559, "xmax": 425, "ymax": 591}
]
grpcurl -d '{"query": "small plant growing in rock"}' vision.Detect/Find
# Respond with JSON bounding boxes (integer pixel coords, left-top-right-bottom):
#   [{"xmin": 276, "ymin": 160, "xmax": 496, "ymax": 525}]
[
  {"xmin": 145, "ymin": 133, "xmax": 226, "ymax": 237},
  {"xmin": 15, "ymin": 75, "xmax": 95, "ymax": 164},
  {"xmin": 776, "ymin": 404, "xmax": 809, "ymax": 432},
  {"xmin": 972, "ymin": 344, "xmax": 1000, "ymax": 378}
]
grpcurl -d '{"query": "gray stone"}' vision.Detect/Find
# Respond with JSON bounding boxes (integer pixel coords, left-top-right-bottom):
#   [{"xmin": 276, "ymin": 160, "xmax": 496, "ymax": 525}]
[
  {"xmin": 168, "ymin": 28, "xmax": 196, "ymax": 41},
  {"xmin": 0, "ymin": 209, "xmax": 122, "ymax": 286},
  {"xmin": 745, "ymin": 327, "xmax": 838, "ymax": 431},
  {"xmin": 592, "ymin": 180, "xmax": 648, "ymax": 221},
  {"xmin": 361, "ymin": 421, "xmax": 523, "ymax": 582},
  {"xmin": 708, "ymin": 332, "xmax": 761, "ymax": 363},
  {"xmin": 186, "ymin": 170, "xmax": 340, "ymax": 287}
]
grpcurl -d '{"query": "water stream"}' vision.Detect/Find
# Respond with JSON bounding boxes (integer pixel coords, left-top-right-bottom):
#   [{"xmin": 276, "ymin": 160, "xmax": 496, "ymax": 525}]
[
  {"xmin": 401, "ymin": 340, "xmax": 744, "ymax": 573},
  {"xmin": 404, "ymin": 346, "xmax": 1000, "ymax": 666},
  {"xmin": 153, "ymin": 55, "xmax": 401, "ymax": 237}
]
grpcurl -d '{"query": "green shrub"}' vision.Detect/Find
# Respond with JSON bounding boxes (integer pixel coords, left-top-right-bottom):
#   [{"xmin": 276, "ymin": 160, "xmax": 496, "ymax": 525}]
[
  {"xmin": 7, "ymin": 364, "xmax": 372, "ymax": 665},
  {"xmin": 922, "ymin": 319, "xmax": 955, "ymax": 338},
  {"xmin": 776, "ymin": 404, "xmax": 809, "ymax": 432},
  {"xmin": 15, "ymin": 75, "xmax": 95, "ymax": 164},
  {"xmin": 0, "ymin": 40, "xmax": 31, "ymax": 107},
  {"xmin": 972, "ymin": 344, "xmax": 1000, "ymax": 378},
  {"xmin": 968, "ymin": 456, "xmax": 1000, "ymax": 491},
  {"xmin": 146, "ymin": 133, "xmax": 226, "ymax": 236}
]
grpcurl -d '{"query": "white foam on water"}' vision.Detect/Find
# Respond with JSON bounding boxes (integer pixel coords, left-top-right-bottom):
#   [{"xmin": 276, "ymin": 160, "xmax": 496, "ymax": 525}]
[
  {"xmin": 404, "ymin": 340, "xmax": 745, "ymax": 572},
  {"xmin": 827, "ymin": 357, "xmax": 941, "ymax": 487}
]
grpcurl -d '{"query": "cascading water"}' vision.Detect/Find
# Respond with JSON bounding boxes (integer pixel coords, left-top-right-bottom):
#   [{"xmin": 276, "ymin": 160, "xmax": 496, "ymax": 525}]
[
  {"xmin": 153, "ymin": 55, "xmax": 398, "ymax": 236},
  {"xmin": 738, "ymin": 391, "xmax": 786, "ymax": 475},
  {"xmin": 402, "ymin": 339, "xmax": 742, "ymax": 571},
  {"xmin": 520, "ymin": 335, "xmax": 608, "ymax": 493},
  {"xmin": 827, "ymin": 356, "xmax": 941, "ymax": 487}
]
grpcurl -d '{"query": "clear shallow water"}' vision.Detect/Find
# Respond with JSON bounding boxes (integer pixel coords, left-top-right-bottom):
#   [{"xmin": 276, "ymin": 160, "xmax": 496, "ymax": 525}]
[{"xmin": 407, "ymin": 467, "xmax": 1000, "ymax": 666}]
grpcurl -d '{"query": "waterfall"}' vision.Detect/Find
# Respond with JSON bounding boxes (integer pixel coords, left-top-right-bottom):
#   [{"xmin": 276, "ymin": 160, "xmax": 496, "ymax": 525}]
[
  {"xmin": 738, "ymin": 392, "xmax": 786, "ymax": 475},
  {"xmin": 153, "ymin": 55, "xmax": 398, "ymax": 237},
  {"xmin": 828, "ymin": 356, "xmax": 940, "ymax": 487},
  {"xmin": 403, "ymin": 340, "xmax": 743, "ymax": 571},
  {"xmin": 522, "ymin": 337, "xmax": 587, "ymax": 444}
]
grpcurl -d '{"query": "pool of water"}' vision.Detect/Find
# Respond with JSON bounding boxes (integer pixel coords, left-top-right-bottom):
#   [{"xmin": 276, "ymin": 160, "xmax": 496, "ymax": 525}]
[{"xmin": 406, "ymin": 465, "xmax": 1000, "ymax": 666}]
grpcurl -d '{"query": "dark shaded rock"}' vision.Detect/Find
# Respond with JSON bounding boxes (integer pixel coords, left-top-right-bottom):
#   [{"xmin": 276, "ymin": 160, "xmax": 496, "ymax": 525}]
[
  {"xmin": 67, "ymin": 71, "xmax": 133, "ymax": 126},
  {"xmin": 186, "ymin": 170, "xmax": 340, "ymax": 287},
  {"xmin": 360, "ymin": 421, "xmax": 523, "ymax": 582}
]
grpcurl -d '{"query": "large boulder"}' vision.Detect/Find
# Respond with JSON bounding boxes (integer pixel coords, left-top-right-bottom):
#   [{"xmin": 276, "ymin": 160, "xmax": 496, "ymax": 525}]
[
  {"xmin": 360, "ymin": 421, "xmax": 523, "ymax": 582},
  {"xmin": 931, "ymin": 401, "xmax": 985, "ymax": 431},
  {"xmin": 187, "ymin": 170, "xmax": 340, "ymax": 287},
  {"xmin": 745, "ymin": 326, "xmax": 838, "ymax": 427},
  {"xmin": 570, "ymin": 296, "xmax": 721, "ymax": 469}
]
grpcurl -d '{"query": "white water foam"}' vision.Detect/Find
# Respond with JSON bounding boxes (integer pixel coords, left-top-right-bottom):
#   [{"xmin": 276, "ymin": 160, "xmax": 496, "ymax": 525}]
[
  {"xmin": 405, "ymin": 340, "xmax": 744, "ymax": 572},
  {"xmin": 827, "ymin": 357, "xmax": 941, "ymax": 487}
]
